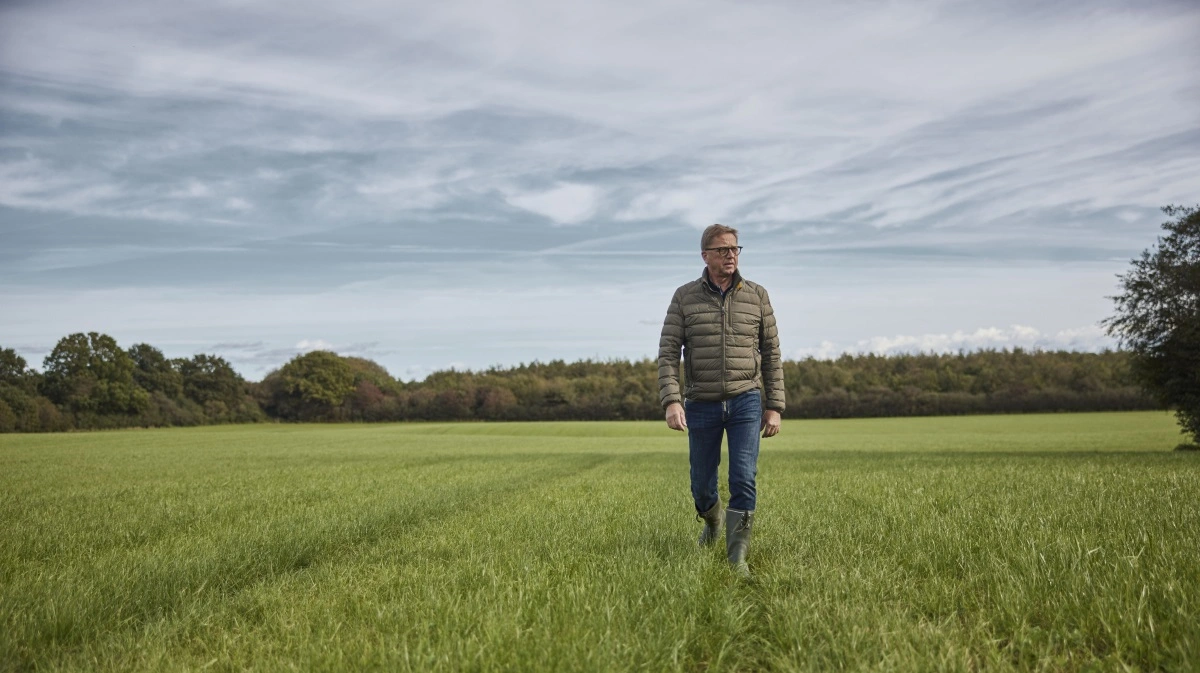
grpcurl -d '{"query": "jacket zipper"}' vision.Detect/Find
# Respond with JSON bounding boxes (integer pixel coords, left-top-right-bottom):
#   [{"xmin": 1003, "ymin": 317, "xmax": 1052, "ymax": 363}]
[
  {"xmin": 707, "ymin": 273, "xmax": 736, "ymax": 398},
  {"xmin": 720, "ymin": 288, "xmax": 729, "ymax": 394}
]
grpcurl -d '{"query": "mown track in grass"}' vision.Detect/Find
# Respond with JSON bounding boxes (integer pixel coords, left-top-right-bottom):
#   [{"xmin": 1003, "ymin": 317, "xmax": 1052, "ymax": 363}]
[{"xmin": 1, "ymin": 412, "xmax": 1196, "ymax": 671}]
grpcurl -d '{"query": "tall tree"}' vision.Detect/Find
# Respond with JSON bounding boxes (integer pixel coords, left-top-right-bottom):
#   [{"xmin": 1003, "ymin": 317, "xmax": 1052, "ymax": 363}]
[
  {"xmin": 0, "ymin": 348, "xmax": 32, "ymax": 431},
  {"xmin": 1104, "ymin": 205, "xmax": 1200, "ymax": 444},
  {"xmin": 128, "ymin": 343, "xmax": 184, "ymax": 399},
  {"xmin": 176, "ymin": 354, "xmax": 248, "ymax": 419},
  {"xmin": 271, "ymin": 351, "xmax": 356, "ymax": 420},
  {"xmin": 0, "ymin": 348, "xmax": 37, "ymax": 393},
  {"xmin": 40, "ymin": 332, "xmax": 148, "ymax": 416}
]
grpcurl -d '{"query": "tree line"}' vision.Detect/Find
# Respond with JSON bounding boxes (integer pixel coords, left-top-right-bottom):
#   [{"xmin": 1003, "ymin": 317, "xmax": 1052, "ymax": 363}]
[
  {"xmin": 0, "ymin": 333, "xmax": 264, "ymax": 432},
  {"xmin": 0, "ymin": 332, "xmax": 1157, "ymax": 432}
]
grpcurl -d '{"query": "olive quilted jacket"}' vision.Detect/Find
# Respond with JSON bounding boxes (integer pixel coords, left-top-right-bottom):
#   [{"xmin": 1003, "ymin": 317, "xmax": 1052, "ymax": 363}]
[{"xmin": 658, "ymin": 269, "xmax": 785, "ymax": 412}]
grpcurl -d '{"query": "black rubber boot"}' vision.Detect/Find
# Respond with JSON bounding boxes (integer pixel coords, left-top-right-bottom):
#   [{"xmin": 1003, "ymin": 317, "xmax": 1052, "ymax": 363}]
[
  {"xmin": 696, "ymin": 500, "xmax": 725, "ymax": 548},
  {"xmin": 725, "ymin": 508, "xmax": 754, "ymax": 576}
]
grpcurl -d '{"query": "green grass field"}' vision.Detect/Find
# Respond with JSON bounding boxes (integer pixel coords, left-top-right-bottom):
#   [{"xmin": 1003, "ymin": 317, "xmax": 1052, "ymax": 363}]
[{"xmin": 2, "ymin": 412, "xmax": 1197, "ymax": 672}]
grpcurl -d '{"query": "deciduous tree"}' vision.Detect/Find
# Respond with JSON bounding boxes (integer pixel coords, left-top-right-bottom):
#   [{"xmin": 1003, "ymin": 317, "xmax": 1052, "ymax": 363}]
[
  {"xmin": 41, "ymin": 332, "xmax": 148, "ymax": 416},
  {"xmin": 128, "ymin": 343, "xmax": 184, "ymax": 399},
  {"xmin": 0, "ymin": 348, "xmax": 33, "ymax": 389},
  {"xmin": 1104, "ymin": 205, "xmax": 1200, "ymax": 444},
  {"xmin": 176, "ymin": 354, "xmax": 252, "ymax": 421},
  {"xmin": 271, "ymin": 351, "xmax": 357, "ymax": 420}
]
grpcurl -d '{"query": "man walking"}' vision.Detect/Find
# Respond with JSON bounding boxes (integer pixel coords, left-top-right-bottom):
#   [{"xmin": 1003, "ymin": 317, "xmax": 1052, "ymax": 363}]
[{"xmin": 658, "ymin": 224, "xmax": 784, "ymax": 576}]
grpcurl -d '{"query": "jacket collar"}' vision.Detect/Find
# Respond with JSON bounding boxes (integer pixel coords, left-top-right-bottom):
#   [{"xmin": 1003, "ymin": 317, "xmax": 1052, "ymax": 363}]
[{"xmin": 702, "ymin": 268, "xmax": 743, "ymax": 295}]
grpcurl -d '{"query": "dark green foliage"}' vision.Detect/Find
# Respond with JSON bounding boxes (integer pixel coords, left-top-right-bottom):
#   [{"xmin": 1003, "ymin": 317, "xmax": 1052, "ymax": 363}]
[
  {"xmin": 0, "ymin": 349, "xmax": 51, "ymax": 432},
  {"xmin": 124, "ymin": 344, "xmax": 209, "ymax": 428},
  {"xmin": 332, "ymin": 352, "xmax": 1152, "ymax": 423},
  {"xmin": 260, "ymin": 351, "xmax": 357, "ymax": 421},
  {"xmin": 0, "ymin": 348, "xmax": 33, "ymax": 389},
  {"xmin": 1105, "ymin": 205, "xmax": 1200, "ymax": 442},
  {"xmin": 344, "ymin": 357, "xmax": 404, "ymax": 396},
  {"xmin": 0, "ymin": 338, "xmax": 263, "ymax": 431},
  {"xmin": 404, "ymin": 359, "xmax": 663, "ymax": 421},
  {"xmin": 0, "ymin": 348, "xmax": 71, "ymax": 432},
  {"xmin": 781, "ymin": 348, "xmax": 1152, "ymax": 418},
  {"xmin": 128, "ymin": 343, "xmax": 184, "ymax": 399},
  {"xmin": 41, "ymin": 332, "xmax": 149, "ymax": 420},
  {"xmin": 0, "ymin": 399, "xmax": 15, "ymax": 432},
  {"xmin": 175, "ymin": 354, "xmax": 262, "ymax": 423}
]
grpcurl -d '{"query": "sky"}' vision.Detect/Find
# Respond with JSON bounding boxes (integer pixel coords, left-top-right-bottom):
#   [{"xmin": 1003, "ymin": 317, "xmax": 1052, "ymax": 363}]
[{"xmin": 2, "ymin": 0, "xmax": 1198, "ymax": 381}]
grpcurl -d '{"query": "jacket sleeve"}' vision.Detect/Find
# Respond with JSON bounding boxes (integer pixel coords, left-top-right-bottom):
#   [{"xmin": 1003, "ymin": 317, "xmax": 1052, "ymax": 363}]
[
  {"xmin": 758, "ymin": 286, "xmax": 786, "ymax": 412},
  {"xmin": 657, "ymin": 288, "xmax": 685, "ymax": 409}
]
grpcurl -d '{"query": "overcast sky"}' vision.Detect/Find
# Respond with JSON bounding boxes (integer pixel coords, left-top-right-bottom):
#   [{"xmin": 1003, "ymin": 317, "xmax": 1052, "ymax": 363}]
[{"xmin": 2, "ymin": 0, "xmax": 1198, "ymax": 381}]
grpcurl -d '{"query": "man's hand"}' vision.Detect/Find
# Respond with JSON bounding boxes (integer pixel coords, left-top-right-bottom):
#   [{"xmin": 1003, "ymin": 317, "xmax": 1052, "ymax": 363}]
[
  {"xmin": 665, "ymin": 402, "xmax": 687, "ymax": 432},
  {"xmin": 761, "ymin": 409, "xmax": 781, "ymax": 438}
]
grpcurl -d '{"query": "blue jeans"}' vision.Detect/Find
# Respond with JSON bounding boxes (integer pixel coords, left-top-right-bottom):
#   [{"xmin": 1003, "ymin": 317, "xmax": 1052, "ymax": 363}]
[{"xmin": 686, "ymin": 389, "xmax": 761, "ymax": 513}]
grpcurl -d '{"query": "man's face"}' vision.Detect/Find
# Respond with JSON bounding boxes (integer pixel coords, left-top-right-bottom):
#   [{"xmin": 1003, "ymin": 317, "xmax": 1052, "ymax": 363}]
[{"xmin": 702, "ymin": 232, "xmax": 739, "ymax": 278}]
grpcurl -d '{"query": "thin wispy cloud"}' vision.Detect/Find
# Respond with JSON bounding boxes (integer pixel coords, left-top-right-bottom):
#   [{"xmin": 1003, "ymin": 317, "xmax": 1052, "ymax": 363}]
[
  {"xmin": 795, "ymin": 325, "xmax": 1112, "ymax": 361},
  {"xmin": 1, "ymin": 0, "xmax": 1197, "ymax": 378}
]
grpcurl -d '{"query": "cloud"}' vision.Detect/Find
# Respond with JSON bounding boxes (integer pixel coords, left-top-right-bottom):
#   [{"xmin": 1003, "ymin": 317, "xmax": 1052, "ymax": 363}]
[
  {"xmin": 792, "ymin": 325, "xmax": 1115, "ymax": 359},
  {"xmin": 4, "ymin": 0, "xmax": 1195, "ymax": 242},
  {"xmin": 11, "ymin": 345, "xmax": 50, "ymax": 361},
  {"xmin": 192, "ymin": 338, "xmax": 399, "ymax": 375},
  {"xmin": 615, "ymin": 182, "xmax": 744, "ymax": 228},
  {"xmin": 168, "ymin": 180, "xmax": 211, "ymax": 198},
  {"xmin": 210, "ymin": 341, "xmax": 265, "ymax": 351},
  {"xmin": 507, "ymin": 183, "xmax": 601, "ymax": 224}
]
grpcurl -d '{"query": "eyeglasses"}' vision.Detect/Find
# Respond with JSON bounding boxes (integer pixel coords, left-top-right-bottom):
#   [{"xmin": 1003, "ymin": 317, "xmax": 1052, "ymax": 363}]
[{"xmin": 703, "ymin": 246, "xmax": 743, "ymax": 258}]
